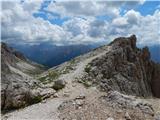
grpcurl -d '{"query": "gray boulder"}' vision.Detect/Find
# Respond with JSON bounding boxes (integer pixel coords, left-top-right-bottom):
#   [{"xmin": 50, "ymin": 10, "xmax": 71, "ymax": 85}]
[{"xmin": 52, "ymin": 79, "xmax": 66, "ymax": 90}]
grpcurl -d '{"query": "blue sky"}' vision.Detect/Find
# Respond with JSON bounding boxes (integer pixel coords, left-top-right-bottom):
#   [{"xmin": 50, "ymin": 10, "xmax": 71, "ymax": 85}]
[
  {"xmin": 33, "ymin": 1, "xmax": 160, "ymax": 25},
  {"xmin": 1, "ymin": 0, "xmax": 160, "ymax": 46},
  {"xmin": 136, "ymin": 1, "xmax": 160, "ymax": 15},
  {"xmin": 32, "ymin": 1, "xmax": 159, "ymax": 25}
]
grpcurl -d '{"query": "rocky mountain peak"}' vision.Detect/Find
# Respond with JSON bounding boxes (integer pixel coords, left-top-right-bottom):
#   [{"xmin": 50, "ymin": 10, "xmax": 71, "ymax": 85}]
[
  {"xmin": 109, "ymin": 34, "xmax": 137, "ymax": 50},
  {"xmin": 83, "ymin": 35, "xmax": 160, "ymax": 98},
  {"xmin": 141, "ymin": 46, "xmax": 151, "ymax": 60},
  {"xmin": 129, "ymin": 34, "xmax": 137, "ymax": 49}
]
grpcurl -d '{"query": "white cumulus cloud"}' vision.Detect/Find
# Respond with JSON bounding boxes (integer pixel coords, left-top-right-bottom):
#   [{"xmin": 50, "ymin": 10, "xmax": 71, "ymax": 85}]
[{"xmin": 1, "ymin": 1, "xmax": 159, "ymax": 46}]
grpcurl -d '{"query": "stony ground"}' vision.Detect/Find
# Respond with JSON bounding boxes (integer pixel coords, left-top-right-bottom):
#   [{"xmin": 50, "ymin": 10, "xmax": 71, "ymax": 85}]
[
  {"xmin": 2, "ymin": 45, "xmax": 160, "ymax": 120},
  {"xmin": 2, "ymin": 46, "xmax": 110, "ymax": 120}
]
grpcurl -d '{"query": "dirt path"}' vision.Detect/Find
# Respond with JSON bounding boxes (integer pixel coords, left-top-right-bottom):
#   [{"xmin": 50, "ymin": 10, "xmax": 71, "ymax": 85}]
[{"xmin": 2, "ymin": 47, "xmax": 111, "ymax": 120}]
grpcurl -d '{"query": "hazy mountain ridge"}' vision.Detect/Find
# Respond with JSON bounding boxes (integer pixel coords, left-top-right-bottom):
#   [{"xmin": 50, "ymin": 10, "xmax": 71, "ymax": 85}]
[
  {"xmin": 8, "ymin": 42, "xmax": 160, "ymax": 69},
  {"xmin": 9, "ymin": 43, "xmax": 98, "ymax": 67},
  {"xmin": 149, "ymin": 45, "xmax": 160, "ymax": 63}
]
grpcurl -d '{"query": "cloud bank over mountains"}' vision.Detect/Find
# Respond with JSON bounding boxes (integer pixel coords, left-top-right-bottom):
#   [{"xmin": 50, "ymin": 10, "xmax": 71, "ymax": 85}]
[{"xmin": 1, "ymin": 0, "xmax": 160, "ymax": 46}]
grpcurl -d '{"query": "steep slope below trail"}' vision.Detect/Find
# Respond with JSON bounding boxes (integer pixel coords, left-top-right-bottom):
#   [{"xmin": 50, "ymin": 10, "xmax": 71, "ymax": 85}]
[{"xmin": 1, "ymin": 42, "xmax": 53, "ymax": 111}]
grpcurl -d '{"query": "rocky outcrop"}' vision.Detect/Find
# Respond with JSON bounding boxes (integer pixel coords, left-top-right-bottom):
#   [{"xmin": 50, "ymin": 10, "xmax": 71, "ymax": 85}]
[
  {"xmin": 84, "ymin": 35, "xmax": 160, "ymax": 97},
  {"xmin": 58, "ymin": 91, "xmax": 155, "ymax": 120},
  {"xmin": 151, "ymin": 63, "xmax": 160, "ymax": 98},
  {"xmin": 101, "ymin": 91, "xmax": 154, "ymax": 115},
  {"xmin": 1, "ymin": 42, "xmax": 54, "ymax": 111}
]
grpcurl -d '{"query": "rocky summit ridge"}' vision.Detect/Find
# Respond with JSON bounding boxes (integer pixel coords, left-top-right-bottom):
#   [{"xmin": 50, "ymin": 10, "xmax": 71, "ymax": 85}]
[
  {"xmin": 83, "ymin": 35, "xmax": 160, "ymax": 98},
  {"xmin": 1, "ymin": 35, "xmax": 160, "ymax": 120}
]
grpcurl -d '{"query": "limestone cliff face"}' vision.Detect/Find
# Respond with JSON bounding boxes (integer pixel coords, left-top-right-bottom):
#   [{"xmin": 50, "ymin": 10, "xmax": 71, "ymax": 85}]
[
  {"xmin": 85, "ymin": 35, "xmax": 160, "ymax": 97},
  {"xmin": 151, "ymin": 63, "xmax": 160, "ymax": 98},
  {"xmin": 1, "ymin": 43, "xmax": 53, "ymax": 111}
]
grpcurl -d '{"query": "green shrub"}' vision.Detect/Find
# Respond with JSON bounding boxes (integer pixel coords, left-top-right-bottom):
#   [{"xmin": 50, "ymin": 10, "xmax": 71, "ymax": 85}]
[
  {"xmin": 85, "ymin": 65, "xmax": 91, "ymax": 73},
  {"xmin": 78, "ymin": 79, "xmax": 92, "ymax": 88},
  {"xmin": 48, "ymin": 71, "xmax": 59, "ymax": 79},
  {"xmin": 31, "ymin": 96, "xmax": 42, "ymax": 104},
  {"xmin": 38, "ymin": 70, "xmax": 60, "ymax": 84},
  {"xmin": 25, "ymin": 92, "xmax": 42, "ymax": 105},
  {"xmin": 38, "ymin": 76, "xmax": 47, "ymax": 82},
  {"xmin": 70, "ymin": 59, "xmax": 76, "ymax": 64}
]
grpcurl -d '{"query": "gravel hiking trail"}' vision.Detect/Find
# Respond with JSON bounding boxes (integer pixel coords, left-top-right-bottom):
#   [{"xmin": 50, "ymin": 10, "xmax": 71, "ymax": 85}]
[{"xmin": 2, "ymin": 47, "xmax": 111, "ymax": 120}]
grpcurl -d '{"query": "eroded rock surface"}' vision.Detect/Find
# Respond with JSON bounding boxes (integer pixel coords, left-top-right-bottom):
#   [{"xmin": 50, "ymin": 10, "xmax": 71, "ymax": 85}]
[
  {"xmin": 1, "ymin": 35, "xmax": 160, "ymax": 120},
  {"xmin": 84, "ymin": 35, "xmax": 160, "ymax": 97},
  {"xmin": 58, "ymin": 91, "xmax": 155, "ymax": 120},
  {"xmin": 1, "ymin": 42, "xmax": 53, "ymax": 111}
]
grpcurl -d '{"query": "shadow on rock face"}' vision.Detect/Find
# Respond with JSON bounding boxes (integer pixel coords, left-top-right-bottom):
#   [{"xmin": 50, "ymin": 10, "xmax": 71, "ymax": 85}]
[{"xmin": 86, "ymin": 35, "xmax": 160, "ymax": 98}]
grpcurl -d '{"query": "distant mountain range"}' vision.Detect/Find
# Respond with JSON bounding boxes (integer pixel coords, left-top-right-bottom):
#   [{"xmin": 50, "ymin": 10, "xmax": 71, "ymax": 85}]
[
  {"xmin": 9, "ymin": 42, "xmax": 160, "ymax": 68},
  {"xmin": 148, "ymin": 45, "xmax": 160, "ymax": 63},
  {"xmin": 9, "ymin": 43, "xmax": 100, "ymax": 67}
]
